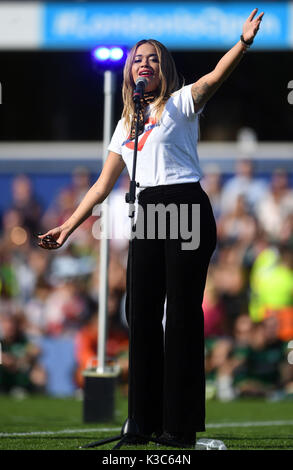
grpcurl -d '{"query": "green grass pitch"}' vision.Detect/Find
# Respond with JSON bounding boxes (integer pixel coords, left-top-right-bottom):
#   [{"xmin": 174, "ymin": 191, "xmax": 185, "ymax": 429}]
[{"xmin": 0, "ymin": 390, "xmax": 293, "ymax": 451}]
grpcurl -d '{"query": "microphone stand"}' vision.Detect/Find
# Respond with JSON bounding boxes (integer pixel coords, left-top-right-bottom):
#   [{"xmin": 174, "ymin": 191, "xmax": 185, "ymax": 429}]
[{"xmin": 80, "ymin": 89, "xmax": 174, "ymax": 451}]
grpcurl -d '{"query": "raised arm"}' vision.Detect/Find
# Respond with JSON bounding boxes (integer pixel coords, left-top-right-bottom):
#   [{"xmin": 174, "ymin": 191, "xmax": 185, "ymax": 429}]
[
  {"xmin": 191, "ymin": 8, "xmax": 264, "ymax": 112},
  {"xmin": 38, "ymin": 152, "xmax": 125, "ymax": 249}
]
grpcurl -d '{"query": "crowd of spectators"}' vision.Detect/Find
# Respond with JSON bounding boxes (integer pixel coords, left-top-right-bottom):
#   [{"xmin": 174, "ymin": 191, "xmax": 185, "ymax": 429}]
[{"xmin": 0, "ymin": 159, "xmax": 292, "ymax": 401}]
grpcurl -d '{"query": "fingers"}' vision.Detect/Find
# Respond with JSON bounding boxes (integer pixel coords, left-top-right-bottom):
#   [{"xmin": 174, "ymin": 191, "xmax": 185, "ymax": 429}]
[
  {"xmin": 248, "ymin": 8, "xmax": 258, "ymax": 21},
  {"xmin": 246, "ymin": 8, "xmax": 264, "ymax": 38},
  {"xmin": 248, "ymin": 8, "xmax": 264, "ymax": 23},
  {"xmin": 38, "ymin": 237, "xmax": 60, "ymax": 250},
  {"xmin": 257, "ymin": 12, "xmax": 265, "ymax": 22},
  {"xmin": 37, "ymin": 233, "xmax": 60, "ymax": 250},
  {"xmin": 37, "ymin": 231, "xmax": 51, "ymax": 240},
  {"xmin": 254, "ymin": 12, "xmax": 264, "ymax": 34}
]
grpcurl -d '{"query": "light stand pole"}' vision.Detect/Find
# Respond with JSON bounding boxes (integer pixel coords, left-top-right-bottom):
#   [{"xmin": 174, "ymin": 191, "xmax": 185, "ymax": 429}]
[{"xmin": 97, "ymin": 69, "xmax": 115, "ymax": 375}]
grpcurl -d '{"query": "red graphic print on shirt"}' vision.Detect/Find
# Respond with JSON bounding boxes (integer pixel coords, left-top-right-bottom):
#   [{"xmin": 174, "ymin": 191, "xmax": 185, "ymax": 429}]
[{"xmin": 125, "ymin": 117, "xmax": 157, "ymax": 151}]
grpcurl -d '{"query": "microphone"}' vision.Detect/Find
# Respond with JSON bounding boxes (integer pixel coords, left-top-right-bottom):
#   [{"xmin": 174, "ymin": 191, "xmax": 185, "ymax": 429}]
[{"xmin": 133, "ymin": 76, "xmax": 148, "ymax": 103}]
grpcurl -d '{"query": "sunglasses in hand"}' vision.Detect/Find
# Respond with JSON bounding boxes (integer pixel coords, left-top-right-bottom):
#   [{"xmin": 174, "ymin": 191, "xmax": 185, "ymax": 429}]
[{"xmin": 35, "ymin": 233, "xmax": 60, "ymax": 249}]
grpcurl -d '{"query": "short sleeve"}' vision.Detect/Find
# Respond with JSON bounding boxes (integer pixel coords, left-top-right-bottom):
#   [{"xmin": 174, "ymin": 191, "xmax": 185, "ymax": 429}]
[
  {"xmin": 172, "ymin": 84, "xmax": 204, "ymax": 119},
  {"xmin": 108, "ymin": 119, "xmax": 123, "ymax": 156}
]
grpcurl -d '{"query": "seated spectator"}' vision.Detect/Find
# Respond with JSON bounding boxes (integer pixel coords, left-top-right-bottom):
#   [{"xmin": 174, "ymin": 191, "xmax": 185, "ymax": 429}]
[
  {"xmin": 203, "ymin": 273, "xmax": 227, "ymax": 338},
  {"xmin": 205, "ymin": 313, "xmax": 253, "ymax": 402},
  {"xmin": 74, "ymin": 307, "xmax": 129, "ymax": 389},
  {"xmin": 0, "ymin": 312, "xmax": 46, "ymax": 395},
  {"xmin": 279, "ymin": 212, "xmax": 293, "ymax": 245},
  {"xmin": 201, "ymin": 164, "xmax": 223, "ymax": 220},
  {"xmin": 0, "ymin": 211, "xmax": 48, "ymax": 303},
  {"xmin": 24, "ymin": 277, "xmax": 52, "ymax": 338},
  {"xmin": 229, "ymin": 314, "xmax": 254, "ymax": 390},
  {"xmin": 41, "ymin": 186, "xmax": 96, "ymax": 250},
  {"xmin": 205, "ymin": 338, "xmax": 235, "ymax": 401},
  {"xmin": 89, "ymin": 249, "xmax": 127, "ymax": 315},
  {"xmin": 41, "ymin": 168, "xmax": 91, "ymax": 230},
  {"xmin": 249, "ymin": 241, "xmax": 293, "ymax": 323},
  {"xmin": 233, "ymin": 313, "xmax": 253, "ymax": 347},
  {"xmin": 14, "ymin": 248, "xmax": 50, "ymax": 303},
  {"xmin": 75, "ymin": 262, "xmax": 128, "ymax": 390},
  {"xmin": 255, "ymin": 168, "xmax": 293, "ymax": 241},
  {"xmin": 43, "ymin": 276, "xmax": 95, "ymax": 337},
  {"xmin": 41, "ymin": 187, "xmax": 76, "ymax": 232},
  {"xmin": 217, "ymin": 194, "xmax": 258, "ymax": 247},
  {"xmin": 220, "ymin": 158, "xmax": 268, "ymax": 216},
  {"xmin": 70, "ymin": 167, "xmax": 92, "ymax": 205},
  {"xmin": 210, "ymin": 242, "xmax": 247, "ymax": 332},
  {"xmin": 10, "ymin": 174, "xmax": 42, "ymax": 238},
  {"xmin": 0, "ymin": 243, "xmax": 19, "ymax": 300},
  {"xmin": 233, "ymin": 319, "xmax": 287, "ymax": 398},
  {"xmin": 0, "ymin": 208, "xmax": 28, "ymax": 252},
  {"xmin": 265, "ymin": 307, "xmax": 293, "ymax": 343}
]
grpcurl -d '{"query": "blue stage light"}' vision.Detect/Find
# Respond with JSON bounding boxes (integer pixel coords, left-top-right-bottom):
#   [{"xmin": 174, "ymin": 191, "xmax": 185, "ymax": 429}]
[
  {"xmin": 93, "ymin": 47, "xmax": 110, "ymax": 61},
  {"xmin": 110, "ymin": 47, "xmax": 124, "ymax": 61},
  {"xmin": 92, "ymin": 46, "xmax": 126, "ymax": 68}
]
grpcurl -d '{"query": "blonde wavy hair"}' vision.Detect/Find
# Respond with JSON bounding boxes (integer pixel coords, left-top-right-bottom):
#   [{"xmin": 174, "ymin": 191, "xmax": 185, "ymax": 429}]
[{"xmin": 122, "ymin": 39, "xmax": 180, "ymax": 133}]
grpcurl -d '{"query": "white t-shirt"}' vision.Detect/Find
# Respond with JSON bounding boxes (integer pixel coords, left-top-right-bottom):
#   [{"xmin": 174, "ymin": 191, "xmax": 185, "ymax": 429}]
[{"xmin": 108, "ymin": 84, "xmax": 204, "ymax": 189}]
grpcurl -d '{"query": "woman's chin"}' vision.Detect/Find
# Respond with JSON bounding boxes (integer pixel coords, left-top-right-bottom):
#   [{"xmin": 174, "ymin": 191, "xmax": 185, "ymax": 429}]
[{"xmin": 145, "ymin": 84, "xmax": 159, "ymax": 94}]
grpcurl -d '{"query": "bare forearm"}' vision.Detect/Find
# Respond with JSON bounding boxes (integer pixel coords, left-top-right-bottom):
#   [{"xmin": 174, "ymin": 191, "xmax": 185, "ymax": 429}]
[
  {"xmin": 63, "ymin": 152, "xmax": 125, "ymax": 233},
  {"xmin": 213, "ymin": 8, "xmax": 264, "ymax": 84},
  {"xmin": 38, "ymin": 152, "xmax": 125, "ymax": 249},
  {"xmin": 192, "ymin": 8, "xmax": 264, "ymax": 111},
  {"xmin": 213, "ymin": 40, "xmax": 246, "ymax": 84},
  {"xmin": 64, "ymin": 182, "xmax": 107, "ymax": 232},
  {"xmin": 192, "ymin": 41, "xmax": 246, "ymax": 110}
]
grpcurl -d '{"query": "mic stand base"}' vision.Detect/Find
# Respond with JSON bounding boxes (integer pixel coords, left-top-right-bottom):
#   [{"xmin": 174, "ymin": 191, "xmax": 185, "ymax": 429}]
[{"xmin": 80, "ymin": 417, "xmax": 182, "ymax": 450}]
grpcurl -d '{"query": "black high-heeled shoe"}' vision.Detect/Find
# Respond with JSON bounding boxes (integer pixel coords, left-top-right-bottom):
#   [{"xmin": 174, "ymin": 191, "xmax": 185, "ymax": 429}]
[{"xmin": 158, "ymin": 431, "xmax": 196, "ymax": 448}]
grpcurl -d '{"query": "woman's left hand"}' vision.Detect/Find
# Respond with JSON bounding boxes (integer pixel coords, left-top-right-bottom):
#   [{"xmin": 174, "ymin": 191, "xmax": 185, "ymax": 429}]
[{"xmin": 242, "ymin": 8, "xmax": 264, "ymax": 43}]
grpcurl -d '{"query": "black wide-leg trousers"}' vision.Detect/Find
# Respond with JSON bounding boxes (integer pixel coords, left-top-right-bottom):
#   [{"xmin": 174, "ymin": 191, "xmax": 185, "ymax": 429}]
[{"xmin": 125, "ymin": 182, "xmax": 217, "ymax": 435}]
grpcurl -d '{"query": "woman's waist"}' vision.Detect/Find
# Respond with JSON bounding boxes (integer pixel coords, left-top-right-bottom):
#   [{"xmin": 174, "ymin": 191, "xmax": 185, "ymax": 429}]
[{"xmin": 137, "ymin": 180, "xmax": 204, "ymax": 203}]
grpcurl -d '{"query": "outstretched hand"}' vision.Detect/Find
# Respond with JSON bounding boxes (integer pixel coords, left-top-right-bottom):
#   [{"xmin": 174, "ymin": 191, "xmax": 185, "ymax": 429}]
[
  {"xmin": 242, "ymin": 8, "xmax": 264, "ymax": 43},
  {"xmin": 37, "ymin": 225, "xmax": 71, "ymax": 250}
]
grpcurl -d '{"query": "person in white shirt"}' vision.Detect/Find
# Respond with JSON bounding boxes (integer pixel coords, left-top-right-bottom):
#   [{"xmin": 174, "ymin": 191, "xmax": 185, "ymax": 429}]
[
  {"xmin": 255, "ymin": 168, "xmax": 293, "ymax": 240},
  {"xmin": 38, "ymin": 8, "xmax": 264, "ymax": 447},
  {"xmin": 220, "ymin": 158, "xmax": 268, "ymax": 215}
]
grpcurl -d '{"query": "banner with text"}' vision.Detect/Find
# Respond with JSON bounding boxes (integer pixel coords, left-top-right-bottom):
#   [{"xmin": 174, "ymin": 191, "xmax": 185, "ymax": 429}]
[{"xmin": 0, "ymin": 2, "xmax": 292, "ymax": 50}]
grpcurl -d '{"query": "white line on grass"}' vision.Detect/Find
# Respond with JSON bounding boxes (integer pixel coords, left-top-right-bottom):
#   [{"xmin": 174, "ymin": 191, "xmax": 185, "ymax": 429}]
[
  {"xmin": 207, "ymin": 420, "xmax": 293, "ymax": 428},
  {"xmin": 0, "ymin": 427, "xmax": 121, "ymax": 437},
  {"xmin": 1, "ymin": 420, "xmax": 293, "ymax": 437}
]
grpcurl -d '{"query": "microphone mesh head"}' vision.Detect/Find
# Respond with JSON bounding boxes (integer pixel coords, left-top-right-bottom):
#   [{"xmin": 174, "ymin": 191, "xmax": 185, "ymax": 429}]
[{"xmin": 135, "ymin": 76, "xmax": 148, "ymax": 87}]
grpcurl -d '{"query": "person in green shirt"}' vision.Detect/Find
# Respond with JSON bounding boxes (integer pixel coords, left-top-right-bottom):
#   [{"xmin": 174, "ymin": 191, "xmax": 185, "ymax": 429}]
[
  {"xmin": 0, "ymin": 313, "xmax": 46, "ymax": 394},
  {"xmin": 249, "ymin": 243, "xmax": 293, "ymax": 323}
]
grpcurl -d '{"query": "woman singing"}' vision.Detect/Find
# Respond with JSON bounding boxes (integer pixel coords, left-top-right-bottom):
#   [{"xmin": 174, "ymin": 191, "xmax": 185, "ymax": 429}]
[{"xmin": 39, "ymin": 8, "xmax": 264, "ymax": 447}]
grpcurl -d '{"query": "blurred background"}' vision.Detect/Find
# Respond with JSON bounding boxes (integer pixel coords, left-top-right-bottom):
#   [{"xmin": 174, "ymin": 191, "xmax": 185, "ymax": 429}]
[{"xmin": 0, "ymin": 0, "xmax": 292, "ymax": 404}]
